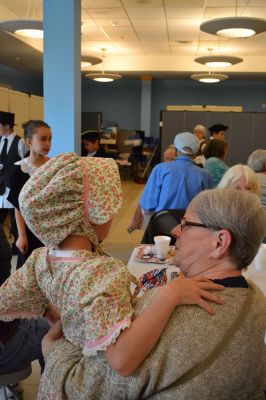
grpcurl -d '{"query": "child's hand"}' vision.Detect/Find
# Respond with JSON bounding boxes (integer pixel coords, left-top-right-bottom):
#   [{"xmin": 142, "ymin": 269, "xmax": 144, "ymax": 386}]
[
  {"xmin": 158, "ymin": 275, "xmax": 224, "ymax": 315},
  {"xmin": 16, "ymin": 234, "xmax": 28, "ymax": 254}
]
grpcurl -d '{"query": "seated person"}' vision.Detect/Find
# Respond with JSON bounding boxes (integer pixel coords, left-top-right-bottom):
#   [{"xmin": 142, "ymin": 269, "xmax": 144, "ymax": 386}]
[
  {"xmin": 0, "ymin": 233, "xmax": 51, "ymax": 398},
  {"xmin": 247, "ymin": 149, "xmax": 266, "ymax": 210},
  {"xmin": 0, "ymin": 153, "xmax": 222, "ymax": 367},
  {"xmin": 40, "ymin": 188, "xmax": 266, "ymax": 400},
  {"xmin": 140, "ymin": 132, "xmax": 211, "ymax": 213},
  {"xmin": 81, "ymin": 131, "xmax": 109, "ymax": 157},
  {"xmin": 218, "ymin": 164, "xmax": 260, "ymax": 194},
  {"xmin": 163, "ymin": 145, "xmax": 176, "ymax": 162},
  {"xmin": 203, "ymin": 139, "xmax": 229, "ymax": 187}
]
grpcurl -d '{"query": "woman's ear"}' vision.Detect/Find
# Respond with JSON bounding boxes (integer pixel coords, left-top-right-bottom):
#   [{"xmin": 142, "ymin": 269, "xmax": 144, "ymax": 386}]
[
  {"xmin": 25, "ymin": 137, "xmax": 31, "ymax": 147},
  {"xmin": 210, "ymin": 229, "xmax": 232, "ymax": 259}
]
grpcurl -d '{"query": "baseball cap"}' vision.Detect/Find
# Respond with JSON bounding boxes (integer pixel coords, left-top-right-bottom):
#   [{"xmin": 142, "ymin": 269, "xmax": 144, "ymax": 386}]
[{"xmin": 174, "ymin": 132, "xmax": 200, "ymax": 155}]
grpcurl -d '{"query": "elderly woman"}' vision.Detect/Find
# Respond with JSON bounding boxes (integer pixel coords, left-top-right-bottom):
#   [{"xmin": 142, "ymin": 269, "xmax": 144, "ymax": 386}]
[
  {"xmin": 247, "ymin": 149, "xmax": 266, "ymax": 210},
  {"xmin": 40, "ymin": 188, "xmax": 266, "ymax": 400},
  {"xmin": 218, "ymin": 164, "xmax": 260, "ymax": 194}
]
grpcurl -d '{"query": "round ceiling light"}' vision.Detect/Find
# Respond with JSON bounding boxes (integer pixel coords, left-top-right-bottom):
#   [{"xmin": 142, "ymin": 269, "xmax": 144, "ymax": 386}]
[
  {"xmin": 200, "ymin": 17, "xmax": 266, "ymax": 38},
  {"xmin": 85, "ymin": 72, "xmax": 122, "ymax": 82},
  {"xmin": 0, "ymin": 19, "xmax": 43, "ymax": 39},
  {"xmin": 81, "ymin": 56, "xmax": 102, "ymax": 70},
  {"xmin": 194, "ymin": 55, "xmax": 243, "ymax": 68},
  {"xmin": 191, "ymin": 73, "xmax": 228, "ymax": 83}
]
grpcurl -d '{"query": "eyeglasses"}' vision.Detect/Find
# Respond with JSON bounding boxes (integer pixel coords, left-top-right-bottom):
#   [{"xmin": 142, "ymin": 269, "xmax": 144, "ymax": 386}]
[{"xmin": 180, "ymin": 217, "xmax": 220, "ymax": 232}]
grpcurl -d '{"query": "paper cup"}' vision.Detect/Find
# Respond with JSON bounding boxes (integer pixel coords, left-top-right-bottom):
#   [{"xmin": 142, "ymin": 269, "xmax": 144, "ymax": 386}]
[{"xmin": 154, "ymin": 235, "xmax": 171, "ymax": 260}]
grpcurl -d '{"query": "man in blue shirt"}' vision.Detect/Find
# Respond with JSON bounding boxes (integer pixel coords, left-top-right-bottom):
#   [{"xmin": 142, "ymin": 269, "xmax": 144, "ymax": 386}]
[{"xmin": 140, "ymin": 132, "xmax": 212, "ymax": 212}]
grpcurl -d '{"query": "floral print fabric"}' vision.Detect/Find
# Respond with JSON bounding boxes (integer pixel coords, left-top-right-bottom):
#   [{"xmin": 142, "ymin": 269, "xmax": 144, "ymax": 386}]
[
  {"xmin": 0, "ymin": 247, "xmax": 138, "ymax": 355},
  {"xmin": 19, "ymin": 153, "xmax": 123, "ymax": 248},
  {"xmin": 0, "ymin": 153, "xmax": 138, "ymax": 355}
]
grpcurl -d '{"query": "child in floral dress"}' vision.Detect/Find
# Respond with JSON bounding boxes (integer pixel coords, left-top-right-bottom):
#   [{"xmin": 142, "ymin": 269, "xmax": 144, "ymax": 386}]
[{"xmin": 0, "ymin": 152, "xmax": 224, "ymax": 365}]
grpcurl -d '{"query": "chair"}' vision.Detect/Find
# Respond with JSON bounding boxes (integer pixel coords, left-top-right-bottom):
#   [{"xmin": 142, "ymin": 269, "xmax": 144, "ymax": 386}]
[
  {"xmin": 141, "ymin": 209, "xmax": 185, "ymax": 245},
  {"xmin": 0, "ymin": 364, "xmax": 32, "ymax": 400}
]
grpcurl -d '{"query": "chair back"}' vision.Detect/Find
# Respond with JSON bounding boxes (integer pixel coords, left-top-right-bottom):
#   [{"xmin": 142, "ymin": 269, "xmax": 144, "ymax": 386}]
[{"xmin": 141, "ymin": 209, "xmax": 185, "ymax": 245}]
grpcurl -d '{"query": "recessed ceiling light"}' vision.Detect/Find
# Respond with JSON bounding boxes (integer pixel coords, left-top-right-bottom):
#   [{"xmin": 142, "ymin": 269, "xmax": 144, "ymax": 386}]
[
  {"xmin": 109, "ymin": 21, "xmax": 118, "ymax": 27},
  {"xmin": 81, "ymin": 56, "xmax": 102, "ymax": 70}
]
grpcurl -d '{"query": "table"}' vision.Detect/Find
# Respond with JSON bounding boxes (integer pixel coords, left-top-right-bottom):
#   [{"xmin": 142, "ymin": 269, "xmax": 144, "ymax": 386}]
[
  {"xmin": 127, "ymin": 246, "xmax": 179, "ymax": 279},
  {"xmin": 127, "ymin": 244, "xmax": 266, "ymax": 297}
]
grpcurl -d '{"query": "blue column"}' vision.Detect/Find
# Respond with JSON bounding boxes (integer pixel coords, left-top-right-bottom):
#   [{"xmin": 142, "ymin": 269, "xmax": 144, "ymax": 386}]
[
  {"xmin": 140, "ymin": 77, "xmax": 152, "ymax": 137},
  {"xmin": 43, "ymin": 0, "xmax": 81, "ymax": 156}
]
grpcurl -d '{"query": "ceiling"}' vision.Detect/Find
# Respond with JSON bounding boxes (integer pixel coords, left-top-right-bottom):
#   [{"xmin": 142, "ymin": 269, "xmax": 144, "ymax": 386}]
[{"xmin": 1, "ymin": 0, "xmax": 266, "ymax": 80}]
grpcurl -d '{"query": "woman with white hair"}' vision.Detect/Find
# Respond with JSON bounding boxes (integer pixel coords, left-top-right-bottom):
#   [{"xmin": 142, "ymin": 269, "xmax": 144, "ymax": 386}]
[
  {"xmin": 193, "ymin": 124, "xmax": 207, "ymax": 167},
  {"xmin": 41, "ymin": 188, "xmax": 266, "ymax": 400},
  {"xmin": 218, "ymin": 164, "xmax": 260, "ymax": 195},
  {"xmin": 247, "ymin": 149, "xmax": 266, "ymax": 210}
]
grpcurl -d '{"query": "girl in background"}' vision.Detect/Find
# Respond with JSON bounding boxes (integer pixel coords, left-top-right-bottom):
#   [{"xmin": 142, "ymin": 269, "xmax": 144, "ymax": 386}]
[{"xmin": 8, "ymin": 120, "xmax": 52, "ymax": 268}]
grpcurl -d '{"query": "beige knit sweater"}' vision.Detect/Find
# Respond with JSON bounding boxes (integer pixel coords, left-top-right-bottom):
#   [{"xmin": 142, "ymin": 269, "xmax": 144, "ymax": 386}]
[{"xmin": 38, "ymin": 281, "xmax": 266, "ymax": 400}]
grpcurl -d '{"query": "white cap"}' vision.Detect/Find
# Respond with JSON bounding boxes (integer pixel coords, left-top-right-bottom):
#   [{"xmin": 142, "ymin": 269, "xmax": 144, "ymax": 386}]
[{"xmin": 174, "ymin": 132, "xmax": 200, "ymax": 155}]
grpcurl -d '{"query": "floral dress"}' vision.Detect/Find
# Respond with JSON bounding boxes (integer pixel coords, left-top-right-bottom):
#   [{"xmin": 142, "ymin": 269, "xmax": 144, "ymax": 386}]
[{"xmin": 0, "ymin": 246, "xmax": 138, "ymax": 355}]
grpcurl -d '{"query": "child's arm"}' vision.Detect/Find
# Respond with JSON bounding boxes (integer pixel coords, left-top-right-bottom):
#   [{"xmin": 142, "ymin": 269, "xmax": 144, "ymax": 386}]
[
  {"xmin": 15, "ymin": 207, "xmax": 28, "ymax": 254},
  {"xmin": 0, "ymin": 248, "xmax": 49, "ymax": 320},
  {"xmin": 104, "ymin": 276, "xmax": 224, "ymax": 376}
]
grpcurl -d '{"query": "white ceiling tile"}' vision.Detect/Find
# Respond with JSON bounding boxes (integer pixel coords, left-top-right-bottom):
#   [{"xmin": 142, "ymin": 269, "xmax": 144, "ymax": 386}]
[
  {"xmin": 136, "ymin": 26, "xmax": 168, "ymax": 40},
  {"xmin": 166, "ymin": 8, "xmax": 204, "ymax": 18},
  {"xmin": 130, "ymin": 18, "xmax": 166, "ymax": 27},
  {"xmin": 82, "ymin": 18, "xmax": 97, "ymax": 28},
  {"xmin": 82, "ymin": 0, "xmax": 122, "ymax": 8},
  {"xmin": 165, "ymin": 0, "xmax": 205, "ymax": 6},
  {"xmin": 126, "ymin": 7, "xmax": 165, "ymax": 18},
  {"xmin": 102, "ymin": 27, "xmax": 138, "ymax": 41},
  {"xmin": 205, "ymin": 0, "xmax": 266, "ymax": 5},
  {"xmin": 94, "ymin": 18, "xmax": 131, "ymax": 27},
  {"xmin": 122, "ymin": 0, "xmax": 163, "ymax": 5},
  {"xmin": 88, "ymin": 8, "xmax": 128, "ymax": 19},
  {"xmin": 82, "ymin": 27, "xmax": 109, "ymax": 41}
]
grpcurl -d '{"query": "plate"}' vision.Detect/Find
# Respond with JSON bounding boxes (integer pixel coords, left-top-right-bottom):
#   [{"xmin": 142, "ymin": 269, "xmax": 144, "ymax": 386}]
[{"xmin": 135, "ymin": 244, "xmax": 175, "ymax": 264}]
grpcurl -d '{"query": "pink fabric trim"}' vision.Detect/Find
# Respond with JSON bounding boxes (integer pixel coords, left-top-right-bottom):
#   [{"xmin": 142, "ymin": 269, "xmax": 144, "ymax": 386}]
[
  {"xmin": 85, "ymin": 316, "xmax": 131, "ymax": 350},
  {"xmin": 0, "ymin": 311, "xmax": 43, "ymax": 320},
  {"xmin": 81, "ymin": 158, "xmax": 90, "ymax": 222},
  {"xmin": 50, "ymin": 256, "xmax": 87, "ymax": 263}
]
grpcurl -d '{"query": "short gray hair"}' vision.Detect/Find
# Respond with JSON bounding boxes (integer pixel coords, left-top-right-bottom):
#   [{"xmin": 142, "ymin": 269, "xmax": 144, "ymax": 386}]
[
  {"xmin": 193, "ymin": 124, "xmax": 206, "ymax": 136},
  {"xmin": 247, "ymin": 149, "xmax": 266, "ymax": 173},
  {"xmin": 189, "ymin": 188, "xmax": 266, "ymax": 269},
  {"xmin": 218, "ymin": 164, "xmax": 260, "ymax": 195}
]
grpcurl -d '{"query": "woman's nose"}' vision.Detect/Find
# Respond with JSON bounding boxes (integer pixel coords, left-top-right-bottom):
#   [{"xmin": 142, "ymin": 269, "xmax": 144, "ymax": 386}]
[{"xmin": 171, "ymin": 224, "xmax": 181, "ymax": 238}]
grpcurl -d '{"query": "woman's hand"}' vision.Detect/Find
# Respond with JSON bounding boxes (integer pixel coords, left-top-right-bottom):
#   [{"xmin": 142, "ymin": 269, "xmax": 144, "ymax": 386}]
[
  {"xmin": 158, "ymin": 275, "xmax": 224, "ymax": 315},
  {"xmin": 42, "ymin": 320, "xmax": 63, "ymax": 359},
  {"xmin": 15, "ymin": 234, "xmax": 28, "ymax": 254}
]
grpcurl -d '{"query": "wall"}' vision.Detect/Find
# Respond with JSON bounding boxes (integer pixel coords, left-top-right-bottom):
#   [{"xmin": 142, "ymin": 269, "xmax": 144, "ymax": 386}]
[
  {"xmin": 82, "ymin": 78, "xmax": 141, "ymax": 131},
  {"xmin": 151, "ymin": 80, "xmax": 266, "ymax": 138},
  {"xmin": 2, "ymin": 68, "xmax": 266, "ymax": 141},
  {"xmin": 0, "ymin": 65, "xmax": 43, "ymax": 96}
]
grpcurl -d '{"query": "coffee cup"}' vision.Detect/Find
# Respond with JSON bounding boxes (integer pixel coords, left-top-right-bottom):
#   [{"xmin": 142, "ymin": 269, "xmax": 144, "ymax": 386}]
[{"xmin": 154, "ymin": 235, "xmax": 171, "ymax": 260}]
